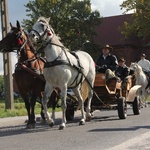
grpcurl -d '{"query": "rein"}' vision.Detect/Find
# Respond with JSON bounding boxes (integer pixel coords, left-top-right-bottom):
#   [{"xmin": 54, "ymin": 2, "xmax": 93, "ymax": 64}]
[
  {"xmin": 39, "ymin": 39, "xmax": 84, "ymax": 88},
  {"xmin": 32, "ymin": 23, "xmax": 111, "ymax": 108},
  {"xmin": 45, "ymin": 42, "xmax": 111, "ymax": 108},
  {"xmin": 15, "ymin": 30, "xmax": 45, "ymax": 80},
  {"xmin": 15, "ymin": 63, "xmax": 45, "ymax": 82}
]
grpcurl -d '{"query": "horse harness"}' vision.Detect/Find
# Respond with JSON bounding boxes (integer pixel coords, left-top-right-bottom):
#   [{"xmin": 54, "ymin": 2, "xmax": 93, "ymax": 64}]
[
  {"xmin": 30, "ymin": 23, "xmax": 84, "ymax": 88},
  {"xmin": 43, "ymin": 43, "xmax": 84, "ymax": 88},
  {"xmin": 15, "ymin": 30, "xmax": 46, "ymax": 82}
]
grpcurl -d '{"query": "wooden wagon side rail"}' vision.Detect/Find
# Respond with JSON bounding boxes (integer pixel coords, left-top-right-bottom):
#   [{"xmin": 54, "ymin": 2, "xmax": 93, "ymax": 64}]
[{"xmin": 94, "ymin": 73, "xmax": 121, "ymax": 94}]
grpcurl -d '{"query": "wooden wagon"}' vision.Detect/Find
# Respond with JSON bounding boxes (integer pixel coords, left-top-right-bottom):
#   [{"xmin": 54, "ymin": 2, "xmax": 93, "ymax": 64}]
[
  {"xmin": 65, "ymin": 73, "xmax": 141, "ymax": 120},
  {"xmin": 90, "ymin": 73, "xmax": 141, "ymax": 119}
]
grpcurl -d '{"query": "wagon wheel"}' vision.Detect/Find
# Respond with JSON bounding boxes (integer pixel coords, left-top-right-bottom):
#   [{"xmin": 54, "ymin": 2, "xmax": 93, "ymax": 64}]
[
  {"xmin": 132, "ymin": 96, "xmax": 140, "ymax": 115},
  {"xmin": 66, "ymin": 107, "xmax": 75, "ymax": 121},
  {"xmin": 117, "ymin": 97, "xmax": 127, "ymax": 119}
]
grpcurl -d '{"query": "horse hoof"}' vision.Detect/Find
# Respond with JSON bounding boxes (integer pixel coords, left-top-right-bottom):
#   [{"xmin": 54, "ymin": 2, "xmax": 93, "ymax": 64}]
[
  {"xmin": 86, "ymin": 116, "xmax": 91, "ymax": 122},
  {"xmin": 26, "ymin": 123, "xmax": 36, "ymax": 129},
  {"xmin": 79, "ymin": 120, "xmax": 85, "ymax": 125},
  {"xmin": 59, "ymin": 125, "xmax": 65, "ymax": 130},
  {"xmin": 40, "ymin": 119, "xmax": 46, "ymax": 124},
  {"xmin": 49, "ymin": 122, "xmax": 54, "ymax": 127}
]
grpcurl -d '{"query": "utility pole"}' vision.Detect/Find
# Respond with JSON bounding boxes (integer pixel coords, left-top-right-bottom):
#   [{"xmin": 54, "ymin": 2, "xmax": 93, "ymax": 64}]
[{"xmin": 0, "ymin": 0, "xmax": 14, "ymax": 109}]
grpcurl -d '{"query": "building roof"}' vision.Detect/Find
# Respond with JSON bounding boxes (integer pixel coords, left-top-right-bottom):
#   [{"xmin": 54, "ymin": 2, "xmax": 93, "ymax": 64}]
[{"xmin": 93, "ymin": 14, "xmax": 139, "ymax": 46}]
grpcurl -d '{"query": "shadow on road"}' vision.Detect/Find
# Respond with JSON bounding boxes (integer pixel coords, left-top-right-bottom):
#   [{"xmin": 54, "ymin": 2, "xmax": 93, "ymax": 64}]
[
  {"xmin": 88, "ymin": 125, "xmax": 150, "ymax": 132},
  {"xmin": 0, "ymin": 118, "xmax": 63, "ymax": 138},
  {"xmin": 0, "ymin": 115, "xmax": 92, "ymax": 137}
]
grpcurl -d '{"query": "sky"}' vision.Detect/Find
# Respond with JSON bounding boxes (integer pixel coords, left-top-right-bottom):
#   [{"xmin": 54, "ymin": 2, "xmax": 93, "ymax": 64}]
[{"xmin": 0, "ymin": 0, "xmax": 129, "ymax": 75}]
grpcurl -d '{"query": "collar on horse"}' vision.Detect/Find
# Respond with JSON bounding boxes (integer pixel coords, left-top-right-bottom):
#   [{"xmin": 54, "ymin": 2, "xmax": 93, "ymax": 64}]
[
  {"xmin": 43, "ymin": 43, "xmax": 84, "ymax": 88},
  {"xmin": 32, "ymin": 26, "xmax": 84, "ymax": 88},
  {"xmin": 15, "ymin": 62, "xmax": 45, "ymax": 83}
]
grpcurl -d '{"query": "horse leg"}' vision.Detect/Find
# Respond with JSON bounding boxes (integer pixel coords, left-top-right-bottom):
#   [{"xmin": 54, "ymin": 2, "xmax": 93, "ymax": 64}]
[
  {"xmin": 73, "ymin": 87, "xmax": 86, "ymax": 126},
  {"xmin": 142, "ymin": 88, "xmax": 148, "ymax": 107},
  {"xmin": 85, "ymin": 71, "xmax": 95, "ymax": 121},
  {"xmin": 19, "ymin": 91, "xmax": 31, "ymax": 128},
  {"xmin": 42, "ymin": 82, "xmax": 54, "ymax": 127},
  {"xmin": 86, "ymin": 86, "xmax": 93, "ymax": 121},
  {"xmin": 40, "ymin": 104, "xmax": 46, "ymax": 124},
  {"xmin": 37, "ymin": 93, "xmax": 46, "ymax": 124},
  {"xmin": 48, "ymin": 90, "xmax": 59, "ymax": 121},
  {"xmin": 28, "ymin": 95, "xmax": 37, "ymax": 128},
  {"xmin": 59, "ymin": 87, "xmax": 67, "ymax": 130},
  {"xmin": 137, "ymin": 88, "xmax": 144, "ymax": 108}
]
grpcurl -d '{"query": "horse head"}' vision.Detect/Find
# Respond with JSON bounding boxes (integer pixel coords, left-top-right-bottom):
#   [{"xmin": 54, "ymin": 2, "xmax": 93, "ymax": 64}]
[
  {"xmin": 0, "ymin": 21, "xmax": 23, "ymax": 52},
  {"xmin": 0, "ymin": 21, "xmax": 36, "ymax": 55},
  {"xmin": 130, "ymin": 62, "xmax": 143, "ymax": 75},
  {"xmin": 29, "ymin": 17, "xmax": 54, "ymax": 44}
]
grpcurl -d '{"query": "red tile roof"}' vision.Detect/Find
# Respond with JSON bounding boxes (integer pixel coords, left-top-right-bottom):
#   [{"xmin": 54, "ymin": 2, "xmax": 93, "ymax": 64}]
[{"xmin": 93, "ymin": 14, "xmax": 135, "ymax": 46}]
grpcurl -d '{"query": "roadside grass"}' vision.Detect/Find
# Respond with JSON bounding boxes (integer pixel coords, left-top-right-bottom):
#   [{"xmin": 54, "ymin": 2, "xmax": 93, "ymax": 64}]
[
  {"xmin": 0, "ymin": 97, "xmax": 61, "ymax": 118},
  {"xmin": 0, "ymin": 95, "xmax": 150, "ymax": 118}
]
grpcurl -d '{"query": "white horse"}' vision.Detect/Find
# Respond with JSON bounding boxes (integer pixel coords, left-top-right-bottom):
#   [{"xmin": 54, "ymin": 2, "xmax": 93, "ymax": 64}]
[
  {"xmin": 130, "ymin": 62, "xmax": 149, "ymax": 107},
  {"xmin": 29, "ymin": 17, "xmax": 95, "ymax": 129}
]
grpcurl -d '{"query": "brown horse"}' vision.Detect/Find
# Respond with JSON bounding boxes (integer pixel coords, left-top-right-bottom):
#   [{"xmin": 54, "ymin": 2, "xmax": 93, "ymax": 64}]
[{"xmin": 0, "ymin": 21, "xmax": 59, "ymax": 128}]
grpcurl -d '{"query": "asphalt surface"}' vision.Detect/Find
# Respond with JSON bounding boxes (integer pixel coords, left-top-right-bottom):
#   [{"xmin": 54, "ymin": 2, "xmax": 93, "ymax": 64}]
[
  {"xmin": 1, "ymin": 107, "xmax": 150, "ymax": 150},
  {"xmin": 0, "ymin": 111, "xmax": 62, "ymax": 128}
]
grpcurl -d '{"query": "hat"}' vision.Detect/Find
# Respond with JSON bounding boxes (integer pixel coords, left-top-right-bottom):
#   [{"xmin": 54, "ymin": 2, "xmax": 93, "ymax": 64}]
[
  {"xmin": 102, "ymin": 44, "xmax": 113, "ymax": 52},
  {"xmin": 141, "ymin": 53, "xmax": 146, "ymax": 57},
  {"xmin": 118, "ymin": 57, "xmax": 126, "ymax": 62}
]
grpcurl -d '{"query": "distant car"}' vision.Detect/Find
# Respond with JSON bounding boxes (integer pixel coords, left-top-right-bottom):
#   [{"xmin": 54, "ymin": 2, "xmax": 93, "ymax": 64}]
[
  {"xmin": 14, "ymin": 92, "xmax": 20, "ymax": 98},
  {"xmin": 1, "ymin": 92, "xmax": 20, "ymax": 98}
]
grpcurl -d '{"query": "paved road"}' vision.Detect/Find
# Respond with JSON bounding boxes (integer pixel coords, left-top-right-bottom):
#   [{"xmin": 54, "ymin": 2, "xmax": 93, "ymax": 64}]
[{"xmin": 0, "ymin": 106, "xmax": 150, "ymax": 150}]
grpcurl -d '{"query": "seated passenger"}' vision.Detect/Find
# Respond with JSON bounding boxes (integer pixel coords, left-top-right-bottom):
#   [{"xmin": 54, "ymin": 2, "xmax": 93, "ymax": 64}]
[
  {"xmin": 95, "ymin": 44, "xmax": 118, "ymax": 73},
  {"xmin": 115, "ymin": 57, "xmax": 130, "ymax": 81}
]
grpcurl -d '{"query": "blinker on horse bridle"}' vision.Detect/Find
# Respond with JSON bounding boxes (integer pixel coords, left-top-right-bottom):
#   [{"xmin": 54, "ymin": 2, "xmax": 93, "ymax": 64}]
[
  {"xmin": 17, "ymin": 32, "xmax": 27, "ymax": 52},
  {"xmin": 30, "ymin": 22, "xmax": 53, "ymax": 44},
  {"xmin": 31, "ymin": 23, "xmax": 85, "ymax": 88}
]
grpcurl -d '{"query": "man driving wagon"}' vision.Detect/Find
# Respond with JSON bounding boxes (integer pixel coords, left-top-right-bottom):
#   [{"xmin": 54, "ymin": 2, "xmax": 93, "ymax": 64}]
[
  {"xmin": 95, "ymin": 45, "xmax": 131, "ymax": 83},
  {"xmin": 95, "ymin": 44, "xmax": 118, "ymax": 73},
  {"xmin": 95, "ymin": 44, "xmax": 119, "ymax": 85},
  {"xmin": 95, "ymin": 44, "xmax": 133, "ymax": 97}
]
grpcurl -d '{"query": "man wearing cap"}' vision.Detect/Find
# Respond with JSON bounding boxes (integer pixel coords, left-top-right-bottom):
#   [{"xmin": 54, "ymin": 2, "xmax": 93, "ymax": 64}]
[
  {"xmin": 96, "ymin": 44, "xmax": 118, "ymax": 73},
  {"xmin": 138, "ymin": 53, "xmax": 150, "ymax": 72},
  {"xmin": 115, "ymin": 57, "xmax": 130, "ymax": 81}
]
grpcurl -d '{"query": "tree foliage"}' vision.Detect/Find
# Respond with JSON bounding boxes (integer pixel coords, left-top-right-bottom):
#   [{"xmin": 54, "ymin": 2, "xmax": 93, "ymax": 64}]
[
  {"xmin": 120, "ymin": 0, "xmax": 150, "ymax": 41},
  {"xmin": 0, "ymin": 75, "xmax": 4, "ymax": 93},
  {"xmin": 22, "ymin": 0, "xmax": 101, "ymax": 50}
]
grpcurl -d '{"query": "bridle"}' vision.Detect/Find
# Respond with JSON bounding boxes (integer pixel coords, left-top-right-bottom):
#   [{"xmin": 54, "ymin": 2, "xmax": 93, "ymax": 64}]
[
  {"xmin": 30, "ymin": 21, "xmax": 54, "ymax": 44},
  {"xmin": 30, "ymin": 22, "xmax": 69, "ymax": 62},
  {"xmin": 17, "ymin": 31, "xmax": 27, "ymax": 52},
  {"xmin": 130, "ymin": 64, "xmax": 141, "ymax": 76}
]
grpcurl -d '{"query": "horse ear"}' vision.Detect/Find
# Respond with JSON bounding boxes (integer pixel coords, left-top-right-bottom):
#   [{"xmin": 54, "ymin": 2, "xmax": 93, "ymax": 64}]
[
  {"xmin": 16, "ymin": 20, "xmax": 22, "ymax": 31},
  {"xmin": 46, "ymin": 17, "xmax": 50, "ymax": 23},
  {"xmin": 10, "ymin": 22, "xmax": 14, "ymax": 29}
]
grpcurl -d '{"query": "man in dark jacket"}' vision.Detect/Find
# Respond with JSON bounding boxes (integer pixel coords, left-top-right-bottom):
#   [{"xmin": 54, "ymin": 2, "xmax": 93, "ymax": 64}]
[
  {"xmin": 115, "ymin": 57, "xmax": 130, "ymax": 81},
  {"xmin": 96, "ymin": 44, "xmax": 118, "ymax": 73}
]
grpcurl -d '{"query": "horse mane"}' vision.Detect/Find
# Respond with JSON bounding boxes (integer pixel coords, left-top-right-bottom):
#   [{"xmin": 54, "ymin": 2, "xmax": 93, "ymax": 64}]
[
  {"xmin": 131, "ymin": 62, "xmax": 143, "ymax": 73},
  {"xmin": 36, "ymin": 16, "xmax": 69, "ymax": 52},
  {"xmin": 136, "ymin": 63, "xmax": 143, "ymax": 72},
  {"xmin": 37, "ymin": 16, "xmax": 50, "ymax": 25},
  {"xmin": 23, "ymin": 30, "xmax": 36, "ymax": 53}
]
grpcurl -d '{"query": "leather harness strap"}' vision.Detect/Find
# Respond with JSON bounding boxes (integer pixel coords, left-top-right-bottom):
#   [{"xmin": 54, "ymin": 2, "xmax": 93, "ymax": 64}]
[{"xmin": 44, "ymin": 51, "xmax": 84, "ymax": 89}]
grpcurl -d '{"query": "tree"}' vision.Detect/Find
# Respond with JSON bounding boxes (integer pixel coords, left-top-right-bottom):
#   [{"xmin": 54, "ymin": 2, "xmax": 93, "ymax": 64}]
[
  {"xmin": 120, "ymin": 0, "xmax": 150, "ymax": 41},
  {"xmin": 22, "ymin": 0, "xmax": 101, "ymax": 51},
  {"xmin": 0, "ymin": 75, "xmax": 4, "ymax": 94}
]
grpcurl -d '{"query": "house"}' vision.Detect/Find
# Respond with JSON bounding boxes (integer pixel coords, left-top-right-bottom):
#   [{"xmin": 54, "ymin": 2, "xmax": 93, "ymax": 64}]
[{"xmin": 93, "ymin": 14, "xmax": 150, "ymax": 66}]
